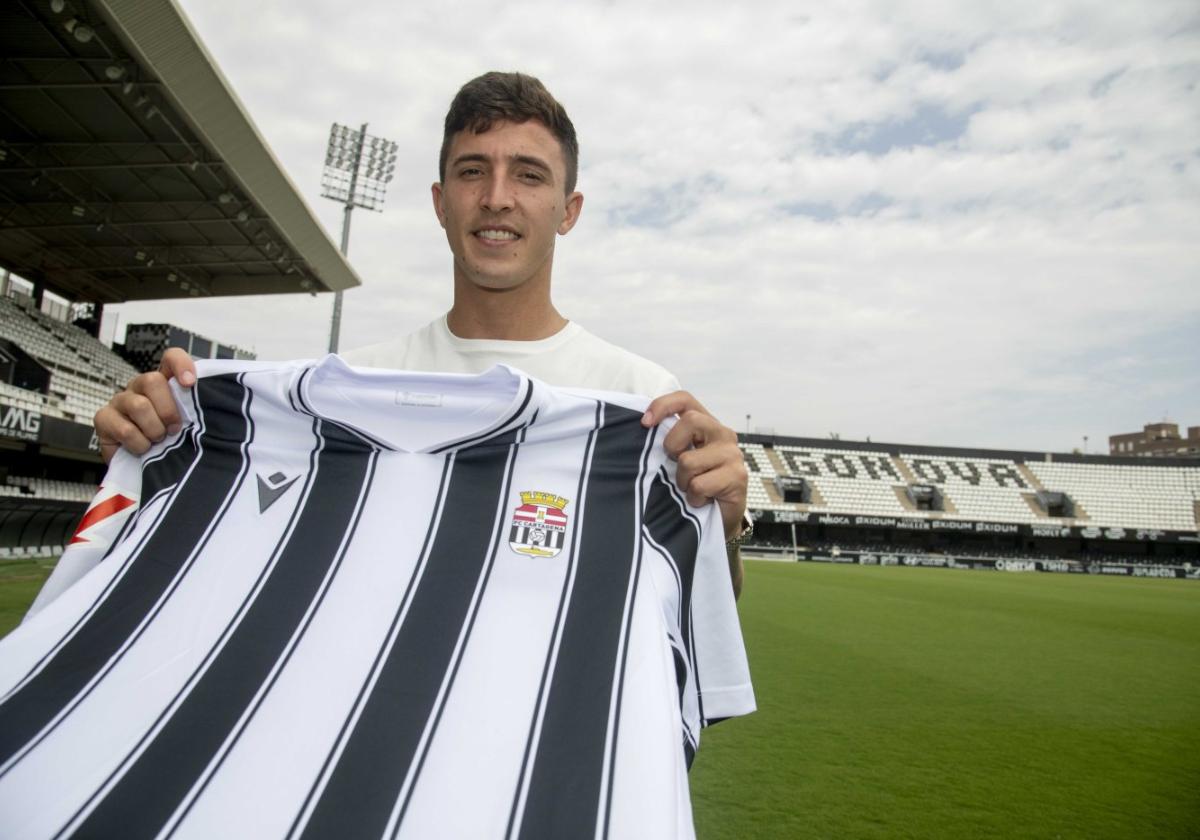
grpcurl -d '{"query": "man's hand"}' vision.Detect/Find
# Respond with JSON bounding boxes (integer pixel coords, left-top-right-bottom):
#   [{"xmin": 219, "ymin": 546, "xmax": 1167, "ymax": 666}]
[
  {"xmin": 642, "ymin": 391, "xmax": 748, "ymax": 598},
  {"xmin": 641, "ymin": 391, "xmax": 748, "ymax": 538},
  {"xmin": 94, "ymin": 348, "xmax": 197, "ymax": 464}
]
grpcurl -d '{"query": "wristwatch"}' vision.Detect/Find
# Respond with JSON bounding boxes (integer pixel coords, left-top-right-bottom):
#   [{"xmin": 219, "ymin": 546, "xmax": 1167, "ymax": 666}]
[{"xmin": 726, "ymin": 510, "xmax": 754, "ymax": 547}]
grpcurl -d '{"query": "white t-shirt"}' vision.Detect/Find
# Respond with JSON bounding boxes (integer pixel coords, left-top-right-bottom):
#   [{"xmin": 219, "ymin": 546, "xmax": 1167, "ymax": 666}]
[
  {"xmin": 3, "ymin": 359, "xmax": 754, "ymax": 840},
  {"xmin": 343, "ymin": 316, "xmax": 681, "ymax": 397}
]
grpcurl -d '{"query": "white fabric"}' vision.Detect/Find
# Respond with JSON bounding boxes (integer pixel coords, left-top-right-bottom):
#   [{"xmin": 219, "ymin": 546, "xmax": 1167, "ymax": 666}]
[
  {"xmin": 4, "ymin": 359, "xmax": 752, "ymax": 840},
  {"xmin": 343, "ymin": 316, "xmax": 681, "ymax": 398}
]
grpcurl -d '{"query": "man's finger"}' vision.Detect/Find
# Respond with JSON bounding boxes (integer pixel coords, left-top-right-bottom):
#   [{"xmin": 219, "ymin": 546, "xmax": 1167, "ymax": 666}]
[
  {"xmin": 641, "ymin": 390, "xmax": 708, "ymax": 427},
  {"xmin": 676, "ymin": 443, "xmax": 736, "ymax": 488},
  {"xmin": 94, "ymin": 405, "xmax": 154, "ymax": 459},
  {"xmin": 159, "ymin": 347, "xmax": 196, "ymax": 387},
  {"xmin": 662, "ymin": 409, "xmax": 735, "ymax": 458},
  {"xmin": 111, "ymin": 390, "xmax": 169, "ymax": 444},
  {"xmin": 125, "ymin": 373, "xmax": 183, "ymax": 434},
  {"xmin": 678, "ymin": 444, "xmax": 747, "ymax": 500},
  {"xmin": 682, "ymin": 463, "xmax": 747, "ymax": 508}
]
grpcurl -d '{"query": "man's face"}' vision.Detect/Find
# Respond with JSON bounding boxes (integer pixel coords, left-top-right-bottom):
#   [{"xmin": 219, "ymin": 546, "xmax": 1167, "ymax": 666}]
[{"xmin": 432, "ymin": 119, "xmax": 583, "ymax": 294}]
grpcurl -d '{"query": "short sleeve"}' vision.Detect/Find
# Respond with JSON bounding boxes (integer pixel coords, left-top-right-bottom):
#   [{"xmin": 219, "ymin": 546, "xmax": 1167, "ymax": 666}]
[
  {"xmin": 640, "ymin": 440, "xmax": 755, "ymax": 726},
  {"xmin": 23, "ymin": 450, "xmax": 142, "ymax": 621}
]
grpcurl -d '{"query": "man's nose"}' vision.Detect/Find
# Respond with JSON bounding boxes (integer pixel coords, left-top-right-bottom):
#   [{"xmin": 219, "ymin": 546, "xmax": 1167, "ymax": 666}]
[{"xmin": 480, "ymin": 174, "xmax": 514, "ymax": 212}]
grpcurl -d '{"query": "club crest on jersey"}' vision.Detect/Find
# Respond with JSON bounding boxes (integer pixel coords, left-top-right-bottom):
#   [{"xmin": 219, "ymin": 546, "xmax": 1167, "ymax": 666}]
[{"xmin": 509, "ymin": 491, "xmax": 569, "ymax": 558}]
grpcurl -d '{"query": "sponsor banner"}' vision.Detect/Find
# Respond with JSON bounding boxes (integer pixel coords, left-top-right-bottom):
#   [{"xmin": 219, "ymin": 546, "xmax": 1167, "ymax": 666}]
[
  {"xmin": 0, "ymin": 403, "xmax": 100, "ymax": 455},
  {"xmin": 853, "ymin": 515, "xmax": 898, "ymax": 528},
  {"xmin": 778, "ymin": 549, "xmax": 1195, "ymax": 579},
  {"xmin": 0, "ymin": 403, "xmax": 41, "ymax": 442},
  {"xmin": 750, "ymin": 509, "xmax": 1200, "ymax": 544}
]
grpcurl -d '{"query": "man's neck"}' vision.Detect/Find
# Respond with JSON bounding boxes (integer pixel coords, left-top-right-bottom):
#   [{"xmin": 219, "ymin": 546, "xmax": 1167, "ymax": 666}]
[{"xmin": 447, "ymin": 282, "xmax": 568, "ymax": 341}]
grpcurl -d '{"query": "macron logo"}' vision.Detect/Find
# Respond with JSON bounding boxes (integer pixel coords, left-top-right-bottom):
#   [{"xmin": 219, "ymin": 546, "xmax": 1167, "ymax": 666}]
[{"xmin": 257, "ymin": 472, "xmax": 299, "ymax": 513}]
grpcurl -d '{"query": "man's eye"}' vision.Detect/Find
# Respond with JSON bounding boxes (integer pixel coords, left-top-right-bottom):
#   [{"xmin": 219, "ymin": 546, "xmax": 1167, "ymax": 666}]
[
  {"xmin": 519, "ymin": 172, "xmax": 544, "ymax": 183},
  {"xmin": 459, "ymin": 167, "xmax": 483, "ymax": 177}
]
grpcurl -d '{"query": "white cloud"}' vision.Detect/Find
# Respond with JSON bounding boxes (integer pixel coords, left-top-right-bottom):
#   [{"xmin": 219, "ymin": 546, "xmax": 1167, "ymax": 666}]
[{"xmin": 103, "ymin": 0, "xmax": 1200, "ymax": 452}]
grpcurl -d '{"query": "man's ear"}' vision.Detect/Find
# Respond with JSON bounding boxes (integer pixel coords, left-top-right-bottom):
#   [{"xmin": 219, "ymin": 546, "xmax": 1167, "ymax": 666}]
[
  {"xmin": 431, "ymin": 182, "xmax": 447, "ymax": 229},
  {"xmin": 558, "ymin": 191, "xmax": 584, "ymax": 235}
]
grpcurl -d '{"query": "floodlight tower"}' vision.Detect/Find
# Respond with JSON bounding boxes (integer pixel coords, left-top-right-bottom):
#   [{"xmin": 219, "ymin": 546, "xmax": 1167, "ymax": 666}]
[{"xmin": 320, "ymin": 122, "xmax": 398, "ymax": 353}]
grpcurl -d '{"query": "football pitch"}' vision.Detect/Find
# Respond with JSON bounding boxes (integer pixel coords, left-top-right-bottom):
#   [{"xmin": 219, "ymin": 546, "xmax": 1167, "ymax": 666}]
[
  {"xmin": 2, "ymin": 558, "xmax": 1197, "ymax": 838},
  {"xmin": 690, "ymin": 560, "xmax": 1200, "ymax": 839}
]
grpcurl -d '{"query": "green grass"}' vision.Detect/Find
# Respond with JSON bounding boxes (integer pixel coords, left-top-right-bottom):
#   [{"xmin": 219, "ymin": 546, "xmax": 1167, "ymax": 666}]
[
  {"xmin": 3, "ymin": 558, "xmax": 1197, "ymax": 837},
  {"xmin": 690, "ymin": 560, "xmax": 1200, "ymax": 839},
  {"xmin": 0, "ymin": 557, "xmax": 55, "ymax": 636}
]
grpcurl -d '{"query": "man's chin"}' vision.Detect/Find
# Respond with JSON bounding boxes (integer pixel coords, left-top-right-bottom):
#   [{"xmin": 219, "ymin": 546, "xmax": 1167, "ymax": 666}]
[{"xmin": 467, "ymin": 275, "xmax": 528, "ymax": 293}]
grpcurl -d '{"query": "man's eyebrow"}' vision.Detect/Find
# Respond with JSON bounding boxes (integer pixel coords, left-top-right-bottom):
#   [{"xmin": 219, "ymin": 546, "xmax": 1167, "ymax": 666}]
[{"xmin": 449, "ymin": 153, "xmax": 489, "ymax": 169}]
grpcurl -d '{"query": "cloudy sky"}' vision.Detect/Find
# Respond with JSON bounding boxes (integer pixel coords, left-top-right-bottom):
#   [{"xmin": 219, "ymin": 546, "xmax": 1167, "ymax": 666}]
[{"xmin": 106, "ymin": 0, "xmax": 1200, "ymax": 453}]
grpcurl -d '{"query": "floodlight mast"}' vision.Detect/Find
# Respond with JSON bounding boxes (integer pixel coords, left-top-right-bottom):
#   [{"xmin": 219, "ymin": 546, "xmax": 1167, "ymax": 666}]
[{"xmin": 320, "ymin": 122, "xmax": 398, "ymax": 353}]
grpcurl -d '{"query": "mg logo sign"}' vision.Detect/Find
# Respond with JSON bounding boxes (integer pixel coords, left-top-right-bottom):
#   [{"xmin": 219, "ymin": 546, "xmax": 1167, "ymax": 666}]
[{"xmin": 0, "ymin": 404, "xmax": 41, "ymax": 441}]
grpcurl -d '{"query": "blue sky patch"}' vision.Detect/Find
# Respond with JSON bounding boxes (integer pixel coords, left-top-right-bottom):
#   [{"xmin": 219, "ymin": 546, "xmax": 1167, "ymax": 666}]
[
  {"xmin": 826, "ymin": 103, "xmax": 979, "ymax": 155},
  {"xmin": 607, "ymin": 174, "xmax": 723, "ymax": 228}
]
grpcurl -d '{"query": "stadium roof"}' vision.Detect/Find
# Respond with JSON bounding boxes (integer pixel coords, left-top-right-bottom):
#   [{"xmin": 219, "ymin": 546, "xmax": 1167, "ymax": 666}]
[{"xmin": 0, "ymin": 0, "xmax": 361, "ymax": 304}]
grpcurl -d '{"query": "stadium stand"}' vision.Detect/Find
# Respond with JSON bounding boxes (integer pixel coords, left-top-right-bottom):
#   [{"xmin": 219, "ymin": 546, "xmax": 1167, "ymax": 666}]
[
  {"xmin": 1, "ymin": 0, "xmax": 361, "ymax": 560},
  {"xmin": 741, "ymin": 434, "xmax": 1200, "ymax": 578},
  {"xmin": 0, "ymin": 294, "xmax": 136, "ymax": 423},
  {"xmin": 1028, "ymin": 461, "xmax": 1199, "ymax": 532},
  {"xmin": 746, "ymin": 437, "xmax": 1200, "ymax": 532},
  {"xmin": 1, "ymin": 476, "xmax": 95, "ymax": 504}
]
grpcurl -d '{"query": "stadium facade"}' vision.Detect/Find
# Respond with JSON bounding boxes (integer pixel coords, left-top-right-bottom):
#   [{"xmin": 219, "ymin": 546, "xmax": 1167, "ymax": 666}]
[{"xmin": 739, "ymin": 433, "xmax": 1200, "ymax": 579}]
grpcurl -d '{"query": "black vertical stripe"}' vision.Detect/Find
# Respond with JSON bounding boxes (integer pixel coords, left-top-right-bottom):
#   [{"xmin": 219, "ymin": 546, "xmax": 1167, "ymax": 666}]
[
  {"xmin": 67, "ymin": 419, "xmax": 376, "ymax": 839},
  {"xmin": 599, "ymin": 424, "xmax": 659, "ymax": 838},
  {"xmin": 515, "ymin": 403, "xmax": 651, "ymax": 840},
  {"xmin": 652, "ymin": 471, "xmax": 708, "ymax": 729},
  {"xmin": 644, "ymin": 470, "xmax": 701, "ymax": 661},
  {"xmin": 504, "ymin": 401, "xmax": 602, "ymax": 840},
  {"xmin": 296, "ymin": 431, "xmax": 521, "ymax": 840},
  {"xmin": 139, "ymin": 414, "xmax": 200, "ymax": 502},
  {"xmin": 0, "ymin": 374, "xmax": 252, "ymax": 770}
]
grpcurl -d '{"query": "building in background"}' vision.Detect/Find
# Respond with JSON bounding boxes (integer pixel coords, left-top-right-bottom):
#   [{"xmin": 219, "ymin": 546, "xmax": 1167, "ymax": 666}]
[
  {"xmin": 1109, "ymin": 422, "xmax": 1200, "ymax": 458},
  {"xmin": 118, "ymin": 323, "xmax": 255, "ymax": 373}
]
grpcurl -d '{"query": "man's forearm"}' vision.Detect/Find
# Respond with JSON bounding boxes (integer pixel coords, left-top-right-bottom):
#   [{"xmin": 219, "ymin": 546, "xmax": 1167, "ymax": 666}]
[{"xmin": 727, "ymin": 544, "xmax": 744, "ymax": 600}]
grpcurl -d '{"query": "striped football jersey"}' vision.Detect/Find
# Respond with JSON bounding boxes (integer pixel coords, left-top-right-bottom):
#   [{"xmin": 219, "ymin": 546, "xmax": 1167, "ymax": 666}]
[{"xmin": 0, "ymin": 357, "xmax": 754, "ymax": 839}]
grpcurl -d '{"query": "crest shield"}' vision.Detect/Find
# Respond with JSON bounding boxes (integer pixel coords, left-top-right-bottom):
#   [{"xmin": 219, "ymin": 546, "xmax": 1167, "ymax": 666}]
[{"xmin": 509, "ymin": 491, "xmax": 569, "ymax": 558}]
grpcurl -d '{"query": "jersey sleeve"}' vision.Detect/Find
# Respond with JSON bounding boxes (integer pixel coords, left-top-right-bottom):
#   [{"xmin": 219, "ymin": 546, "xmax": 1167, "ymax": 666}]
[
  {"xmin": 22, "ymin": 377, "xmax": 201, "ymax": 622},
  {"xmin": 687, "ymin": 497, "xmax": 756, "ymax": 721},
  {"xmin": 641, "ymin": 432, "xmax": 756, "ymax": 725},
  {"xmin": 23, "ymin": 449, "xmax": 143, "ymax": 621}
]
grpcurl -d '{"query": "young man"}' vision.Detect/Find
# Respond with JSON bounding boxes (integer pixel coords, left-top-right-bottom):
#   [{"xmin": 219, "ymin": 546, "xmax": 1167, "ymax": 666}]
[{"xmin": 93, "ymin": 72, "xmax": 749, "ymax": 594}]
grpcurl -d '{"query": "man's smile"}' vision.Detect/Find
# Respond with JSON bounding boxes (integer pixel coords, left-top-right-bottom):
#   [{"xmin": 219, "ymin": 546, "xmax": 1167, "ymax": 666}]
[{"xmin": 474, "ymin": 226, "xmax": 520, "ymax": 243}]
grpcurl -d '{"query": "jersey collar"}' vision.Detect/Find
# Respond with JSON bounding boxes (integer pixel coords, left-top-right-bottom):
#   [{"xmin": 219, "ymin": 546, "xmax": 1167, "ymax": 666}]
[{"xmin": 292, "ymin": 356, "xmax": 541, "ymax": 454}]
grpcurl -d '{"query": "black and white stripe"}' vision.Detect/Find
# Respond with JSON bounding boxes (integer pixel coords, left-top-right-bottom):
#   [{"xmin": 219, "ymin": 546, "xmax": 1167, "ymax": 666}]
[
  {"xmin": 504, "ymin": 400, "xmax": 603, "ymax": 840},
  {"xmin": 291, "ymin": 418, "xmax": 531, "ymax": 840},
  {"xmin": 642, "ymin": 467, "xmax": 706, "ymax": 766},
  {"xmin": 0, "ymin": 385, "xmax": 204, "ymax": 707},
  {"xmin": 509, "ymin": 403, "xmax": 658, "ymax": 840},
  {"xmin": 0, "ymin": 366, "xmax": 753, "ymax": 840},
  {"xmin": 644, "ymin": 467, "xmax": 702, "ymax": 670},
  {"xmin": 0, "ymin": 374, "xmax": 254, "ymax": 776},
  {"xmin": 60, "ymin": 409, "xmax": 379, "ymax": 838}
]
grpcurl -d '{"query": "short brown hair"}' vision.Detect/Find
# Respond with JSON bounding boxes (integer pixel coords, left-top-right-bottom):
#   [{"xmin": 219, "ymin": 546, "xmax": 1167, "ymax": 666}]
[{"xmin": 439, "ymin": 72, "xmax": 580, "ymax": 193}]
